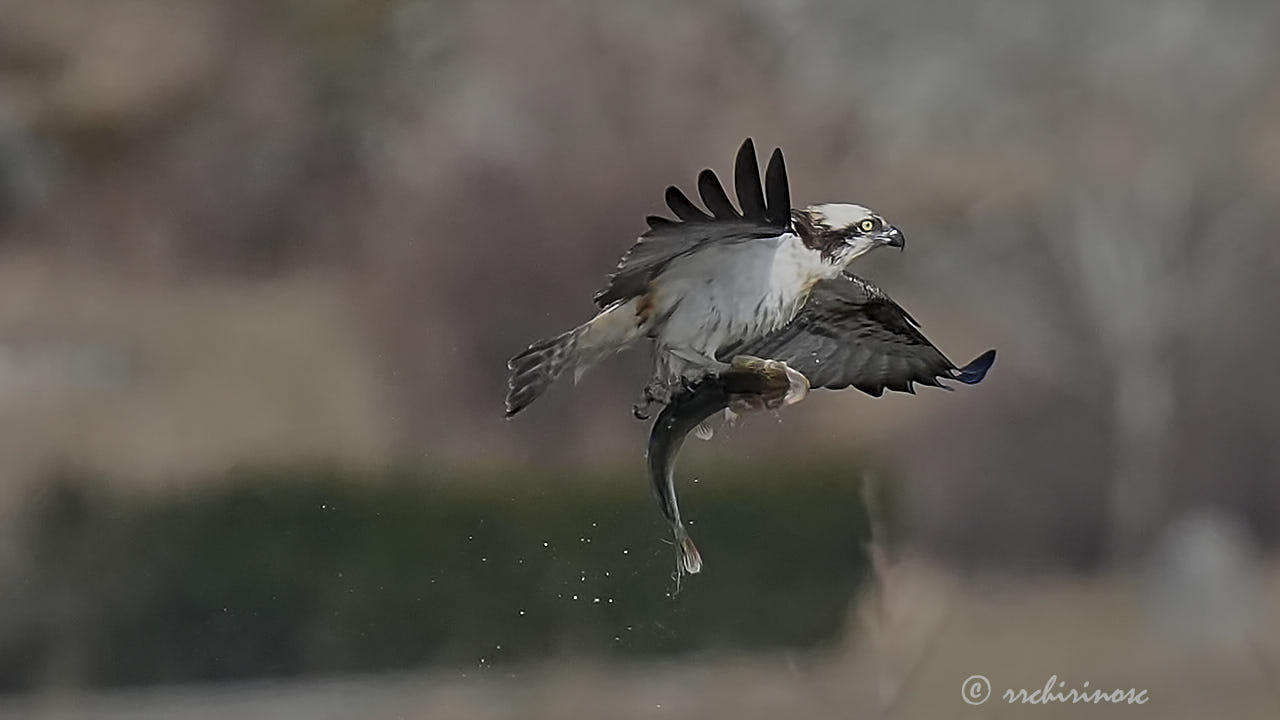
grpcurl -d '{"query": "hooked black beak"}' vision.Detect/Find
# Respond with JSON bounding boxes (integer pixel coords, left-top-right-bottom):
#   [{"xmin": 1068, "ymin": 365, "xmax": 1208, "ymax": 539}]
[{"xmin": 880, "ymin": 226, "xmax": 905, "ymax": 251}]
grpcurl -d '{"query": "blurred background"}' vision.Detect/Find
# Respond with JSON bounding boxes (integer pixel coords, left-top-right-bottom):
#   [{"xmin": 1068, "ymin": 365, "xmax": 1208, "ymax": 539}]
[{"xmin": 1, "ymin": 0, "xmax": 1279, "ymax": 718}]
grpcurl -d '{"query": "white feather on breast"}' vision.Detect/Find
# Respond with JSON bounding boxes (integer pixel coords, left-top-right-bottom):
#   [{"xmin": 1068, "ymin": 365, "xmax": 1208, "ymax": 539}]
[{"xmin": 648, "ymin": 233, "xmax": 838, "ymax": 372}]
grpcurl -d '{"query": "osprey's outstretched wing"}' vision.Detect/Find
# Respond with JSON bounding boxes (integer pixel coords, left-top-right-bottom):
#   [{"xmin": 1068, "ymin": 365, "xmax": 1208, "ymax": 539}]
[
  {"xmin": 728, "ymin": 273, "xmax": 995, "ymax": 396},
  {"xmin": 594, "ymin": 138, "xmax": 792, "ymax": 308}
]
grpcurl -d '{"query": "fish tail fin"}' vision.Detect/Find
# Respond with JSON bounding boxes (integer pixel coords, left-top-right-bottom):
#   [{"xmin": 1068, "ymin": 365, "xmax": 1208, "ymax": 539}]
[
  {"xmin": 505, "ymin": 299, "xmax": 644, "ymax": 417},
  {"xmin": 674, "ymin": 524, "xmax": 702, "ymax": 576}
]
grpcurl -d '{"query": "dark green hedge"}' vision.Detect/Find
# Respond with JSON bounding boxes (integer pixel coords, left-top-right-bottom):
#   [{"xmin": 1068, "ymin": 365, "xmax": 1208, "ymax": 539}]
[{"xmin": 2, "ymin": 458, "xmax": 888, "ymax": 691}]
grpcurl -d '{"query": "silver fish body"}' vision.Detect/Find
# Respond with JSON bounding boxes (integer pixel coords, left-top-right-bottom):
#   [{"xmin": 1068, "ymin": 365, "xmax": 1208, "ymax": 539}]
[{"xmin": 646, "ymin": 356, "xmax": 809, "ymax": 579}]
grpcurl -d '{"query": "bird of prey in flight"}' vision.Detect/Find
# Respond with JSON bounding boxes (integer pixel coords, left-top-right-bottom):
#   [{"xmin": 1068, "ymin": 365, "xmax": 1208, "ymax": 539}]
[{"xmin": 505, "ymin": 138, "xmax": 994, "ymax": 577}]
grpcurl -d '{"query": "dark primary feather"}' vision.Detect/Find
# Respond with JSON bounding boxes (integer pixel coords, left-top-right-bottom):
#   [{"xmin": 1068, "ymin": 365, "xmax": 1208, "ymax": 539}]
[
  {"xmin": 594, "ymin": 138, "xmax": 794, "ymax": 308},
  {"xmin": 734, "ymin": 139, "xmax": 768, "ymax": 222},
  {"xmin": 645, "ymin": 215, "xmax": 676, "ymax": 231},
  {"xmin": 764, "ymin": 148, "xmax": 790, "ymax": 227},
  {"xmin": 728, "ymin": 273, "xmax": 995, "ymax": 397},
  {"xmin": 664, "ymin": 186, "xmax": 711, "ymax": 223},
  {"xmin": 698, "ymin": 169, "xmax": 739, "ymax": 220}
]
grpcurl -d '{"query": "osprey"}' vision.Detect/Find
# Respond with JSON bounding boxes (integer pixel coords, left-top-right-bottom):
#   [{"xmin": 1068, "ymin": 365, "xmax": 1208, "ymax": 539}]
[{"xmin": 505, "ymin": 138, "xmax": 995, "ymax": 418}]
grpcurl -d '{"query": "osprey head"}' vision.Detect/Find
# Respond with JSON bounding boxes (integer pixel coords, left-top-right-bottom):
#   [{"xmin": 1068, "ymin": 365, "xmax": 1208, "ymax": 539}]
[{"xmin": 796, "ymin": 203, "xmax": 905, "ymax": 264}]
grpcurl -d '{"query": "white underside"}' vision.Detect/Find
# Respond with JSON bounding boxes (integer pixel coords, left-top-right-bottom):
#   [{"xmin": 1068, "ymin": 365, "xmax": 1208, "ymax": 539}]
[{"xmin": 646, "ymin": 233, "xmax": 839, "ymax": 381}]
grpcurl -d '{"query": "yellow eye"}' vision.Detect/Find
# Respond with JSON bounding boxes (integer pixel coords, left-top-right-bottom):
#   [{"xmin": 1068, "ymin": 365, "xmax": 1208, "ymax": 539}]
[{"xmin": 859, "ymin": 219, "xmax": 877, "ymax": 233}]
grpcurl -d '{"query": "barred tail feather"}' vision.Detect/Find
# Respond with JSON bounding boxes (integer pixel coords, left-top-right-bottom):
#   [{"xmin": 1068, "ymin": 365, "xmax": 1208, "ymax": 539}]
[
  {"xmin": 505, "ymin": 298, "xmax": 645, "ymax": 417},
  {"xmin": 505, "ymin": 329, "xmax": 582, "ymax": 417}
]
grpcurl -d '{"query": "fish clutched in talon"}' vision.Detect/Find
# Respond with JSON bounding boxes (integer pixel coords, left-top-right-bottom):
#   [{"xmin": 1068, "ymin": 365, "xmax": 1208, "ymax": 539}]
[
  {"xmin": 504, "ymin": 137, "xmax": 996, "ymax": 586},
  {"xmin": 506, "ymin": 137, "xmax": 912, "ymax": 421},
  {"xmin": 647, "ymin": 357, "xmax": 810, "ymax": 581}
]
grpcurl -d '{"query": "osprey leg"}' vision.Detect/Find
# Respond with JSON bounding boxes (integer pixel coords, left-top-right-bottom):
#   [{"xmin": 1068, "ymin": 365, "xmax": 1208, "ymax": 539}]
[{"xmin": 633, "ymin": 347, "xmax": 731, "ymax": 420}]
